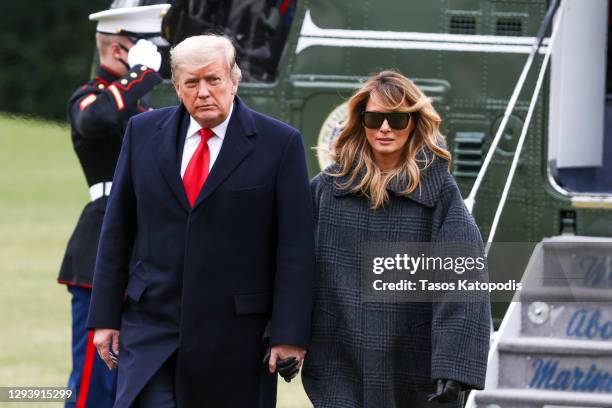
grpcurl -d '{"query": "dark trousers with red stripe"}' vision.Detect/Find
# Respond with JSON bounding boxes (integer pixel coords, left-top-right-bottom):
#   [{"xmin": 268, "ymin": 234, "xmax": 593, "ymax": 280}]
[{"xmin": 66, "ymin": 286, "xmax": 117, "ymax": 408}]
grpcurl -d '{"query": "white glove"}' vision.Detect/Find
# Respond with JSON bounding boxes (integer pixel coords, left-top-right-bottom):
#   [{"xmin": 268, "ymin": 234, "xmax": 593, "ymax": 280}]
[{"xmin": 127, "ymin": 39, "xmax": 162, "ymax": 71}]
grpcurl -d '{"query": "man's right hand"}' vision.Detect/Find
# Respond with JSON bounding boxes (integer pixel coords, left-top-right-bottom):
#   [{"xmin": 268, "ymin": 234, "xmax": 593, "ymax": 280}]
[{"xmin": 93, "ymin": 328, "xmax": 120, "ymax": 370}]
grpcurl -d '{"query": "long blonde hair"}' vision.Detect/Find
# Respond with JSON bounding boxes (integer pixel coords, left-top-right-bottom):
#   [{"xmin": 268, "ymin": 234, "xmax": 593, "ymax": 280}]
[{"xmin": 329, "ymin": 70, "xmax": 451, "ymax": 209}]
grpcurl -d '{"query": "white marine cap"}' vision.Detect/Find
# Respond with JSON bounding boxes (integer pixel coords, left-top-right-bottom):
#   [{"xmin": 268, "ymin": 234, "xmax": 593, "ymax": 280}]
[{"xmin": 89, "ymin": 4, "xmax": 171, "ymax": 38}]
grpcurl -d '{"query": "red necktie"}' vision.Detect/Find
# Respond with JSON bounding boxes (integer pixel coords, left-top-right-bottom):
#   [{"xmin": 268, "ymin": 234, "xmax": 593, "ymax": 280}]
[{"xmin": 183, "ymin": 128, "xmax": 215, "ymax": 207}]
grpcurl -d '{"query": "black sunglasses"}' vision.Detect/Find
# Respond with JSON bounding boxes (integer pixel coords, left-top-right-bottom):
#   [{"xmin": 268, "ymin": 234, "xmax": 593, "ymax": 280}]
[{"xmin": 362, "ymin": 111, "xmax": 411, "ymax": 130}]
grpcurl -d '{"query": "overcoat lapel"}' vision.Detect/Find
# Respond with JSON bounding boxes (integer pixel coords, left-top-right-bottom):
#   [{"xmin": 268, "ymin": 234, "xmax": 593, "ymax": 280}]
[
  {"xmin": 192, "ymin": 98, "xmax": 256, "ymax": 210},
  {"xmin": 154, "ymin": 104, "xmax": 191, "ymax": 211}
]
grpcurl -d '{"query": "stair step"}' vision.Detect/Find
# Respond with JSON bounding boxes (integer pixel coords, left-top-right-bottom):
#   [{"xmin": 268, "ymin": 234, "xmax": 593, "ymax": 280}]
[
  {"xmin": 497, "ymin": 338, "xmax": 612, "ymax": 393},
  {"xmin": 522, "ymin": 302, "xmax": 612, "ymax": 341},
  {"xmin": 474, "ymin": 389, "xmax": 612, "ymax": 407},
  {"xmin": 521, "ymin": 287, "xmax": 612, "ymax": 302},
  {"xmin": 519, "ymin": 237, "xmax": 612, "ymax": 303},
  {"xmin": 499, "ymin": 337, "xmax": 612, "ymax": 355}
]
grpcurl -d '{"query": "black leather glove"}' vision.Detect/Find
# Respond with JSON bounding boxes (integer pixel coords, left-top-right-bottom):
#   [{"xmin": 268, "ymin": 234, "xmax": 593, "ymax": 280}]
[
  {"xmin": 262, "ymin": 348, "xmax": 300, "ymax": 382},
  {"xmin": 426, "ymin": 379, "xmax": 462, "ymax": 403},
  {"xmin": 261, "ymin": 321, "xmax": 300, "ymax": 383}
]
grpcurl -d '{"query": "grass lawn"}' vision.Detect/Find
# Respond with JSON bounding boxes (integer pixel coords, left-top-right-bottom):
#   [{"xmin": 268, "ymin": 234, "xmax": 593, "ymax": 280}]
[{"xmin": 0, "ymin": 113, "xmax": 312, "ymax": 407}]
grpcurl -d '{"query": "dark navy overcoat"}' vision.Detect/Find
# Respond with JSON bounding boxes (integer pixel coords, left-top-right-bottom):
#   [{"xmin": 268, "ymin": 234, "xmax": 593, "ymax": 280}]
[{"xmin": 87, "ymin": 97, "xmax": 315, "ymax": 407}]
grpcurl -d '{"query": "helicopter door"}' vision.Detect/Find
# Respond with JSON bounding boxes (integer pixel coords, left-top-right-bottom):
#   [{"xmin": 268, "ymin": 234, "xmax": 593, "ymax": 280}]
[
  {"xmin": 160, "ymin": 0, "xmax": 297, "ymax": 83},
  {"xmin": 549, "ymin": 0, "xmax": 611, "ymax": 193}
]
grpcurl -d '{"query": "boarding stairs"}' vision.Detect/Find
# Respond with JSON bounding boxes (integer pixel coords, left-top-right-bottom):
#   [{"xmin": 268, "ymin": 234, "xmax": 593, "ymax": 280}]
[{"xmin": 466, "ymin": 236, "xmax": 612, "ymax": 408}]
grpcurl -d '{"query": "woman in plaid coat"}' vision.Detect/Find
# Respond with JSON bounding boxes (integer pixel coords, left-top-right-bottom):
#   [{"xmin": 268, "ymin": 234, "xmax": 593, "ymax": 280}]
[{"xmin": 302, "ymin": 70, "xmax": 491, "ymax": 407}]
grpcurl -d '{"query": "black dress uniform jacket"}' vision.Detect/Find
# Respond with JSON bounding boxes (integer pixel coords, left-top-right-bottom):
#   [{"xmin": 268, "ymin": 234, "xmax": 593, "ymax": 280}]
[{"xmin": 59, "ymin": 64, "xmax": 161, "ymax": 287}]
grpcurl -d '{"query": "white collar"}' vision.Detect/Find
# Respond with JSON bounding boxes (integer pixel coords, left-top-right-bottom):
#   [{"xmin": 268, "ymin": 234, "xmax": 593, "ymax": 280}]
[{"xmin": 186, "ymin": 101, "xmax": 234, "ymax": 140}]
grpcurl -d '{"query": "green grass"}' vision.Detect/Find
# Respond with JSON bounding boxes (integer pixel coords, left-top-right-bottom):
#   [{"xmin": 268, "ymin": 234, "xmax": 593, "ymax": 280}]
[{"xmin": 0, "ymin": 114, "xmax": 312, "ymax": 407}]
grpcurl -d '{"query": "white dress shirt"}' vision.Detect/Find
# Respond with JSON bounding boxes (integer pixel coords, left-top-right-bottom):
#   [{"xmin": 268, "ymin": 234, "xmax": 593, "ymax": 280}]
[{"xmin": 180, "ymin": 102, "xmax": 234, "ymax": 178}]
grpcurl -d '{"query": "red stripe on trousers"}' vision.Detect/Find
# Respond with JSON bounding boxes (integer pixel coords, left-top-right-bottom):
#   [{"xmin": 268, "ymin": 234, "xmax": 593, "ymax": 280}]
[
  {"xmin": 76, "ymin": 331, "xmax": 96, "ymax": 408},
  {"xmin": 280, "ymin": 0, "xmax": 291, "ymax": 14}
]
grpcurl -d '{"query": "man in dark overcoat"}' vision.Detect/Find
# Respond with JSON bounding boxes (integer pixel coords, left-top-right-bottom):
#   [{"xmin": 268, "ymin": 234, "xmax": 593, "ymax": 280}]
[{"xmin": 87, "ymin": 34, "xmax": 315, "ymax": 407}]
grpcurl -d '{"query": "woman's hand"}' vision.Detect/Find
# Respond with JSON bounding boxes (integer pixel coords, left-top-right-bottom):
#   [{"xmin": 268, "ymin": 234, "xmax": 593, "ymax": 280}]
[{"xmin": 427, "ymin": 379, "xmax": 462, "ymax": 403}]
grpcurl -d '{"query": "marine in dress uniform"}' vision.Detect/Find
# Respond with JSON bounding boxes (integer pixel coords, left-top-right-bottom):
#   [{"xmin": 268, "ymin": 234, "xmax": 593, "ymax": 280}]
[{"xmin": 58, "ymin": 5, "xmax": 169, "ymax": 407}]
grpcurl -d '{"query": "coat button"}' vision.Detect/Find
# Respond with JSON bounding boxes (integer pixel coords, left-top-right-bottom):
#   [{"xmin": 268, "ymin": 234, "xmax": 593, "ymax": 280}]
[
  {"xmin": 130, "ymin": 72, "xmax": 138, "ymax": 78},
  {"xmin": 98, "ymin": 84, "xmax": 105, "ymax": 89},
  {"xmin": 121, "ymin": 79, "xmax": 128, "ymax": 85},
  {"xmin": 140, "ymin": 65, "xmax": 147, "ymax": 71}
]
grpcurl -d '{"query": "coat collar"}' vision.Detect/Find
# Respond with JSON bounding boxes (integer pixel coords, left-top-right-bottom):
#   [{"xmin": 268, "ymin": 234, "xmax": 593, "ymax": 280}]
[
  {"xmin": 95, "ymin": 65, "xmax": 121, "ymax": 84},
  {"xmin": 153, "ymin": 96, "xmax": 256, "ymax": 212},
  {"xmin": 330, "ymin": 152, "xmax": 449, "ymax": 208},
  {"xmin": 155, "ymin": 96, "xmax": 256, "ymax": 137}
]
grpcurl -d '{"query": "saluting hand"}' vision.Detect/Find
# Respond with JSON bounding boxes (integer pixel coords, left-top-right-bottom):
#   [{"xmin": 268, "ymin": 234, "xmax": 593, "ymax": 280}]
[
  {"xmin": 93, "ymin": 328, "xmax": 120, "ymax": 370},
  {"xmin": 127, "ymin": 39, "xmax": 162, "ymax": 71}
]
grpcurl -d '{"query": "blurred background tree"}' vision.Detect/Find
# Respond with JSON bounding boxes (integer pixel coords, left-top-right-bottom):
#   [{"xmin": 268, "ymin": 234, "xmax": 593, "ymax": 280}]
[{"xmin": 2, "ymin": 0, "xmax": 110, "ymax": 121}]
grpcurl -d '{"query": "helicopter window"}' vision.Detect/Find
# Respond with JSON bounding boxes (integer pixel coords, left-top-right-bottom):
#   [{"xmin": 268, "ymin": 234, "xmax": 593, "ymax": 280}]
[
  {"xmin": 160, "ymin": 0, "xmax": 297, "ymax": 83},
  {"xmin": 496, "ymin": 18, "xmax": 523, "ymax": 36},
  {"xmin": 449, "ymin": 16, "xmax": 476, "ymax": 35},
  {"xmin": 549, "ymin": 0, "xmax": 612, "ymax": 194}
]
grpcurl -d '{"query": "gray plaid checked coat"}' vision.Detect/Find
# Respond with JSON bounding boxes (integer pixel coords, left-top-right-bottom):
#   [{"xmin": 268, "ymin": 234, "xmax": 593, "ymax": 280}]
[{"xmin": 302, "ymin": 155, "xmax": 491, "ymax": 408}]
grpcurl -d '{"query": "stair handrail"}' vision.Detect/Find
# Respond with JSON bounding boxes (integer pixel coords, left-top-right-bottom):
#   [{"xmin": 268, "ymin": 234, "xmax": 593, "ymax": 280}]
[
  {"xmin": 464, "ymin": 0, "xmax": 561, "ymax": 215},
  {"xmin": 484, "ymin": 3, "xmax": 564, "ymax": 254}
]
